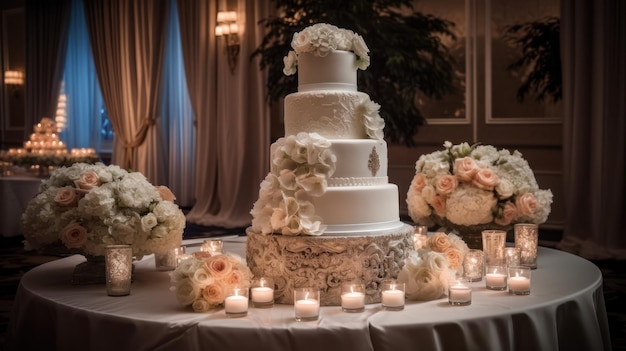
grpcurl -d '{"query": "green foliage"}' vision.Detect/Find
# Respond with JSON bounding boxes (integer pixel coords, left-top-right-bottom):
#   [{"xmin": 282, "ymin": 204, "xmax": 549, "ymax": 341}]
[
  {"xmin": 503, "ymin": 16, "xmax": 562, "ymax": 103},
  {"xmin": 251, "ymin": 0, "xmax": 458, "ymax": 145}
]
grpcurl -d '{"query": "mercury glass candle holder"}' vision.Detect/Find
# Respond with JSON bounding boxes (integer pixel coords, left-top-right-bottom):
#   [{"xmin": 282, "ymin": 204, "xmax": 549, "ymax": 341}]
[
  {"xmin": 200, "ymin": 239, "xmax": 223, "ymax": 255},
  {"xmin": 514, "ymin": 223, "xmax": 539, "ymax": 269},
  {"xmin": 413, "ymin": 225, "xmax": 428, "ymax": 250},
  {"xmin": 155, "ymin": 246, "xmax": 186, "ymax": 271},
  {"xmin": 463, "ymin": 249, "xmax": 484, "ymax": 282},
  {"xmin": 105, "ymin": 245, "xmax": 133, "ymax": 296}
]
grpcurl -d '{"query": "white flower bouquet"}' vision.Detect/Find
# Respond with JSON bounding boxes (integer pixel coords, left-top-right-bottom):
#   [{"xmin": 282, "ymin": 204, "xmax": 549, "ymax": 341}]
[
  {"xmin": 21, "ymin": 162, "xmax": 185, "ymax": 258},
  {"xmin": 283, "ymin": 23, "xmax": 370, "ymax": 75},
  {"xmin": 398, "ymin": 232, "xmax": 469, "ymax": 301},
  {"xmin": 250, "ymin": 132, "xmax": 337, "ymax": 236},
  {"xmin": 170, "ymin": 252, "xmax": 253, "ymax": 312},
  {"xmin": 406, "ymin": 141, "xmax": 553, "ymax": 233}
]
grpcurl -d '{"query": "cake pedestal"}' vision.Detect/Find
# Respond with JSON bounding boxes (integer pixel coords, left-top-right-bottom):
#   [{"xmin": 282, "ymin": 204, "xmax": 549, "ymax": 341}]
[{"xmin": 246, "ymin": 223, "xmax": 414, "ymax": 306}]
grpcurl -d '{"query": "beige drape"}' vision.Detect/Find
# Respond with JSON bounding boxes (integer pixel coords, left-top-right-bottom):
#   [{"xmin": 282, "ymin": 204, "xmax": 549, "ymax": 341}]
[
  {"xmin": 83, "ymin": 0, "xmax": 169, "ymax": 183},
  {"xmin": 557, "ymin": 0, "xmax": 626, "ymax": 259},
  {"xmin": 24, "ymin": 0, "xmax": 72, "ymax": 134},
  {"xmin": 178, "ymin": 0, "xmax": 271, "ymax": 228}
]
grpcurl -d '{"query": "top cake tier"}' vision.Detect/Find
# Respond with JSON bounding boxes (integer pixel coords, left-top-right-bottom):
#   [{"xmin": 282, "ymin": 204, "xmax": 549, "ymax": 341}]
[{"xmin": 297, "ymin": 51, "xmax": 357, "ymax": 92}]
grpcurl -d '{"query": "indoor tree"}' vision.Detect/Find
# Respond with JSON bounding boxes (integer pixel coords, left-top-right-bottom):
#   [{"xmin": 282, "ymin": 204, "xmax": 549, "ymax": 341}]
[{"xmin": 252, "ymin": 0, "xmax": 458, "ymax": 145}]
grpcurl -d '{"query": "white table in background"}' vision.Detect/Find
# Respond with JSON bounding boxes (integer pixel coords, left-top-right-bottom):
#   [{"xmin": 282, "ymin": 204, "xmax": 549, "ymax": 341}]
[{"xmin": 0, "ymin": 175, "xmax": 42, "ymax": 237}]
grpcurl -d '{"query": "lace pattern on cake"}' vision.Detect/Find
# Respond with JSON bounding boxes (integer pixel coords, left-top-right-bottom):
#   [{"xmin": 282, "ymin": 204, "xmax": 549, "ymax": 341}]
[{"xmin": 368, "ymin": 146, "xmax": 380, "ymax": 176}]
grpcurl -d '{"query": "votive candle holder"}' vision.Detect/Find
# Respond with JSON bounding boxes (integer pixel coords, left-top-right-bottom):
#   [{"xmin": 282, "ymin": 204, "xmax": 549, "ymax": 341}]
[
  {"xmin": 485, "ymin": 264, "xmax": 508, "ymax": 291},
  {"xmin": 482, "ymin": 230, "xmax": 507, "ymax": 266},
  {"xmin": 341, "ymin": 282, "xmax": 365, "ymax": 313},
  {"xmin": 463, "ymin": 249, "xmax": 484, "ymax": 282},
  {"xmin": 504, "ymin": 247, "xmax": 521, "ymax": 267},
  {"xmin": 251, "ymin": 277, "xmax": 275, "ymax": 308},
  {"xmin": 381, "ymin": 279, "xmax": 405, "ymax": 311},
  {"xmin": 224, "ymin": 286, "xmax": 249, "ymax": 318},
  {"xmin": 413, "ymin": 225, "xmax": 428, "ymax": 250},
  {"xmin": 294, "ymin": 287, "xmax": 320, "ymax": 321},
  {"xmin": 514, "ymin": 223, "xmax": 539, "ymax": 269},
  {"xmin": 200, "ymin": 239, "xmax": 223, "ymax": 255},
  {"xmin": 448, "ymin": 277, "xmax": 472, "ymax": 306},
  {"xmin": 154, "ymin": 246, "xmax": 186, "ymax": 271},
  {"xmin": 105, "ymin": 245, "xmax": 133, "ymax": 296},
  {"xmin": 508, "ymin": 266, "xmax": 531, "ymax": 295}
]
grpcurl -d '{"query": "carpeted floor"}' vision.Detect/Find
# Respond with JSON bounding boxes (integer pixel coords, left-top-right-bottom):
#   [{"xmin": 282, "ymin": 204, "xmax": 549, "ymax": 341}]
[{"xmin": 1, "ymin": 226, "xmax": 624, "ymax": 350}]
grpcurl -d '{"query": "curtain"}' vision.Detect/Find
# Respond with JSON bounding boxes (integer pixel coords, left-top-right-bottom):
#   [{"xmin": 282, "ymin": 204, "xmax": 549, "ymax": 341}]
[
  {"xmin": 83, "ymin": 0, "xmax": 169, "ymax": 184},
  {"xmin": 178, "ymin": 0, "xmax": 271, "ymax": 228},
  {"xmin": 557, "ymin": 0, "xmax": 626, "ymax": 259},
  {"xmin": 159, "ymin": 0, "xmax": 196, "ymax": 207},
  {"xmin": 24, "ymin": 0, "xmax": 72, "ymax": 135},
  {"xmin": 61, "ymin": 0, "xmax": 104, "ymax": 151}
]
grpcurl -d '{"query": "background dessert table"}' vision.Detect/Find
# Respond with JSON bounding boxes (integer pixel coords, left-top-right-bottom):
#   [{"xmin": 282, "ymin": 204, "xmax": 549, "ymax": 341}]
[
  {"xmin": 7, "ymin": 238, "xmax": 611, "ymax": 351},
  {"xmin": 0, "ymin": 175, "xmax": 41, "ymax": 237}
]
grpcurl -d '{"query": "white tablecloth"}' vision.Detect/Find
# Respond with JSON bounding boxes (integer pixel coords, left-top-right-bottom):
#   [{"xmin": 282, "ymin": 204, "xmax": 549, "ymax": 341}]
[
  {"xmin": 0, "ymin": 176, "xmax": 42, "ymax": 237},
  {"xmin": 7, "ymin": 238, "xmax": 611, "ymax": 351}
]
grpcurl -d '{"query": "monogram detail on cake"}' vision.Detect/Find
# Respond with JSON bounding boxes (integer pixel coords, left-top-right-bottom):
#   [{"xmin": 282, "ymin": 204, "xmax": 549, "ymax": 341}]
[{"xmin": 368, "ymin": 146, "xmax": 380, "ymax": 176}]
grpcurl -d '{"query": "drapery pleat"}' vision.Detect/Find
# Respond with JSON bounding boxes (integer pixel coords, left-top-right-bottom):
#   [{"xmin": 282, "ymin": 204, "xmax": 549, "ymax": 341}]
[
  {"xmin": 83, "ymin": 0, "xmax": 169, "ymax": 183},
  {"xmin": 178, "ymin": 0, "xmax": 271, "ymax": 228},
  {"xmin": 159, "ymin": 0, "xmax": 196, "ymax": 207},
  {"xmin": 558, "ymin": 0, "xmax": 626, "ymax": 259},
  {"xmin": 24, "ymin": 0, "xmax": 72, "ymax": 136},
  {"xmin": 61, "ymin": 0, "xmax": 104, "ymax": 151}
]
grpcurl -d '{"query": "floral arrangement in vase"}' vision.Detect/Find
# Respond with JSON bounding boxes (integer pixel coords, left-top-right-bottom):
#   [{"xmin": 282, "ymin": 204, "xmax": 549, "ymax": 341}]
[
  {"xmin": 21, "ymin": 162, "xmax": 185, "ymax": 258},
  {"xmin": 406, "ymin": 141, "xmax": 553, "ymax": 247},
  {"xmin": 171, "ymin": 252, "xmax": 253, "ymax": 312},
  {"xmin": 282, "ymin": 23, "xmax": 370, "ymax": 75},
  {"xmin": 250, "ymin": 132, "xmax": 337, "ymax": 236},
  {"xmin": 397, "ymin": 232, "xmax": 469, "ymax": 301}
]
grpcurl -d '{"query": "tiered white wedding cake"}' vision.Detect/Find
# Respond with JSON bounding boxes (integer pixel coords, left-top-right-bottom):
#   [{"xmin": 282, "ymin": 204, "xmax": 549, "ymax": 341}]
[{"xmin": 246, "ymin": 24, "xmax": 414, "ymax": 305}]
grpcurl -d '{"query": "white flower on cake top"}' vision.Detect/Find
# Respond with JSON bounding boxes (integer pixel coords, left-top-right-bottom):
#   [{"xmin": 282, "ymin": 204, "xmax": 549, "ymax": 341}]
[{"xmin": 283, "ymin": 23, "xmax": 370, "ymax": 75}]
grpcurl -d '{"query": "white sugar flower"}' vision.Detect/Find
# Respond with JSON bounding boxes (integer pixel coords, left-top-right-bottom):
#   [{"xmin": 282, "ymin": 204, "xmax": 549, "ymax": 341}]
[{"xmin": 283, "ymin": 50, "xmax": 297, "ymax": 76}]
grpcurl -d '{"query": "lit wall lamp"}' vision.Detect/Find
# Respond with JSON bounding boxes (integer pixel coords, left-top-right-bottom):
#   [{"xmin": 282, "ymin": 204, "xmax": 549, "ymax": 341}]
[
  {"xmin": 4, "ymin": 70, "xmax": 24, "ymax": 85},
  {"xmin": 215, "ymin": 11, "xmax": 240, "ymax": 74}
]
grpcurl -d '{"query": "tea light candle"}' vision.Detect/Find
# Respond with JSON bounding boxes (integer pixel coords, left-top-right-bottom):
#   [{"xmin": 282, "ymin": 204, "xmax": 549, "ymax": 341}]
[
  {"xmin": 224, "ymin": 295, "xmax": 249, "ymax": 314},
  {"xmin": 341, "ymin": 292, "xmax": 365, "ymax": 310},
  {"xmin": 485, "ymin": 273, "xmax": 507, "ymax": 286},
  {"xmin": 295, "ymin": 299, "xmax": 319, "ymax": 319},
  {"xmin": 382, "ymin": 289, "xmax": 405, "ymax": 308},
  {"xmin": 448, "ymin": 279, "xmax": 472, "ymax": 306},
  {"xmin": 251, "ymin": 286, "xmax": 274, "ymax": 304},
  {"xmin": 508, "ymin": 276, "xmax": 530, "ymax": 292}
]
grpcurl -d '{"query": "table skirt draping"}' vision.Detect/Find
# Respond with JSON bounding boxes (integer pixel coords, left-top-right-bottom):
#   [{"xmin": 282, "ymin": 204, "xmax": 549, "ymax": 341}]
[
  {"xmin": 6, "ymin": 239, "xmax": 611, "ymax": 351},
  {"xmin": 0, "ymin": 176, "xmax": 41, "ymax": 237}
]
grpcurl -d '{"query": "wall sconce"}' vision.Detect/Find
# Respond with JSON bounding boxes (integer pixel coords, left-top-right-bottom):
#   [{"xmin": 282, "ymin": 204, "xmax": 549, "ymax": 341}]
[
  {"xmin": 215, "ymin": 11, "xmax": 240, "ymax": 74},
  {"xmin": 4, "ymin": 70, "xmax": 24, "ymax": 85}
]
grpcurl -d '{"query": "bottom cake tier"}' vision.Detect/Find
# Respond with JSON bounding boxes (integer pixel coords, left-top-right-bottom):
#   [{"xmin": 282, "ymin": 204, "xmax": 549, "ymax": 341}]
[{"xmin": 245, "ymin": 223, "xmax": 415, "ymax": 306}]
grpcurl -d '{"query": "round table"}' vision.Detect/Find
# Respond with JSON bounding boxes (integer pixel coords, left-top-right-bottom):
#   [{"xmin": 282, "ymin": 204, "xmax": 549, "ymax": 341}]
[
  {"xmin": 6, "ymin": 238, "xmax": 611, "ymax": 351},
  {"xmin": 0, "ymin": 175, "xmax": 42, "ymax": 237}
]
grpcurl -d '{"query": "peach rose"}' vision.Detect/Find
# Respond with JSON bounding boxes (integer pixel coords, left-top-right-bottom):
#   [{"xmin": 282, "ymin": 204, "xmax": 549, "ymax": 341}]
[
  {"xmin": 204, "ymin": 255, "xmax": 233, "ymax": 278},
  {"xmin": 427, "ymin": 232, "xmax": 451, "ymax": 252},
  {"xmin": 516, "ymin": 193, "xmax": 537, "ymax": 216},
  {"xmin": 472, "ymin": 168, "xmax": 499, "ymax": 190},
  {"xmin": 443, "ymin": 247, "xmax": 463, "ymax": 270},
  {"xmin": 495, "ymin": 201, "xmax": 518, "ymax": 226},
  {"xmin": 431, "ymin": 195, "xmax": 447, "ymax": 217},
  {"xmin": 157, "ymin": 186, "xmax": 176, "ymax": 202},
  {"xmin": 454, "ymin": 157, "xmax": 479, "ymax": 182},
  {"xmin": 74, "ymin": 171, "xmax": 100, "ymax": 190},
  {"xmin": 411, "ymin": 173, "xmax": 427, "ymax": 193},
  {"xmin": 54, "ymin": 187, "xmax": 78, "ymax": 206},
  {"xmin": 201, "ymin": 281, "xmax": 226, "ymax": 305},
  {"xmin": 60, "ymin": 222, "xmax": 87, "ymax": 249},
  {"xmin": 435, "ymin": 175, "xmax": 457, "ymax": 195},
  {"xmin": 223, "ymin": 269, "xmax": 247, "ymax": 287}
]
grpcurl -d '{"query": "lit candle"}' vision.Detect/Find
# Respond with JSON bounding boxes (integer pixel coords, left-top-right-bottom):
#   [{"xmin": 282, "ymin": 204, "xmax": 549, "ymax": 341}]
[
  {"xmin": 295, "ymin": 299, "xmax": 319, "ymax": 319},
  {"xmin": 381, "ymin": 289, "xmax": 405, "ymax": 308},
  {"xmin": 508, "ymin": 276, "xmax": 530, "ymax": 292},
  {"xmin": 224, "ymin": 295, "xmax": 248, "ymax": 314},
  {"xmin": 341, "ymin": 292, "xmax": 365, "ymax": 310},
  {"xmin": 251, "ymin": 287, "xmax": 274, "ymax": 304},
  {"xmin": 485, "ymin": 273, "xmax": 507, "ymax": 288},
  {"xmin": 448, "ymin": 281, "xmax": 472, "ymax": 305}
]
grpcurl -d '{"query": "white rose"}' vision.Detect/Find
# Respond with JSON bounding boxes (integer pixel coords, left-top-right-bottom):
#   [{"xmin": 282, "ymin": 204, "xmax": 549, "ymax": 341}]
[
  {"xmin": 140, "ymin": 213, "xmax": 158, "ymax": 232},
  {"xmin": 291, "ymin": 31, "xmax": 312, "ymax": 53},
  {"xmin": 283, "ymin": 51, "xmax": 297, "ymax": 76},
  {"xmin": 175, "ymin": 278, "xmax": 201, "ymax": 306}
]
